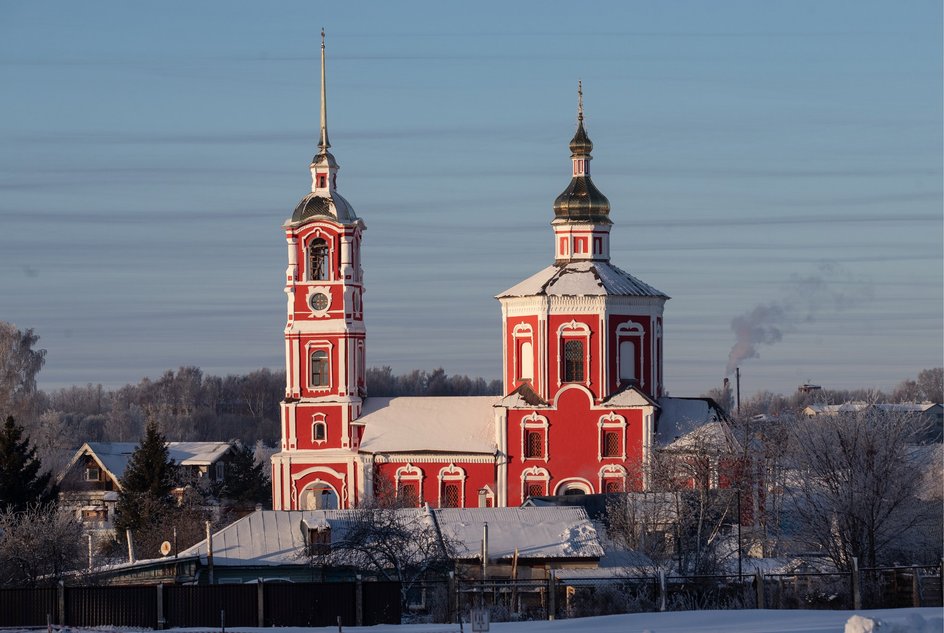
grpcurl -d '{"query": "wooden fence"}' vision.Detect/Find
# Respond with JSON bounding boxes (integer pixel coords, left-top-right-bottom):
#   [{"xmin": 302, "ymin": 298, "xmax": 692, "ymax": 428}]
[{"xmin": 0, "ymin": 580, "xmax": 401, "ymax": 628}]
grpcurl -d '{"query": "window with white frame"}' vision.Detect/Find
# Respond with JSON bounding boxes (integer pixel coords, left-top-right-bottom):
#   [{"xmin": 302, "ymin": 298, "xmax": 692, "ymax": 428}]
[
  {"xmin": 438, "ymin": 465, "xmax": 465, "ymax": 508},
  {"xmin": 557, "ymin": 321, "xmax": 591, "ymax": 386},
  {"xmin": 616, "ymin": 322, "xmax": 644, "ymax": 387},
  {"xmin": 521, "ymin": 466, "xmax": 550, "ymax": 501},
  {"xmin": 396, "ymin": 464, "xmax": 423, "ymax": 507},
  {"xmin": 520, "ymin": 414, "xmax": 549, "ymax": 462},
  {"xmin": 599, "ymin": 465, "xmax": 627, "ymax": 493},
  {"xmin": 312, "ymin": 414, "xmax": 328, "ymax": 444},
  {"xmin": 563, "ymin": 339, "xmax": 585, "ymax": 382},
  {"xmin": 597, "ymin": 412, "xmax": 627, "ymax": 461},
  {"xmin": 310, "ymin": 349, "xmax": 330, "ymax": 388}
]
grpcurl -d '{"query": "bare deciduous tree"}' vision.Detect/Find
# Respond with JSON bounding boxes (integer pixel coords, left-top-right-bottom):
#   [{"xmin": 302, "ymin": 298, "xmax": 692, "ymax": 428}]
[
  {"xmin": 0, "ymin": 504, "xmax": 83, "ymax": 586},
  {"xmin": 787, "ymin": 408, "xmax": 938, "ymax": 569},
  {"xmin": 0, "ymin": 322, "xmax": 46, "ymax": 422}
]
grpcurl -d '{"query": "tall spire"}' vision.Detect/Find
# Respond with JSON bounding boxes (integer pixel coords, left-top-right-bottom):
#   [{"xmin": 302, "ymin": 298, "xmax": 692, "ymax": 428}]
[
  {"xmin": 318, "ymin": 28, "xmax": 330, "ymax": 152},
  {"xmin": 577, "ymin": 80, "xmax": 583, "ymax": 122}
]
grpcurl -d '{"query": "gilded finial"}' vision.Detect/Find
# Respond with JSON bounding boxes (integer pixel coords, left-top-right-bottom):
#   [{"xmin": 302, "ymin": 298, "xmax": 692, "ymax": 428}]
[{"xmin": 577, "ymin": 80, "xmax": 583, "ymax": 122}]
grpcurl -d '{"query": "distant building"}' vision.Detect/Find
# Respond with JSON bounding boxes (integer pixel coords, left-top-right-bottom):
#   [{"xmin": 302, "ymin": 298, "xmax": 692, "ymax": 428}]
[
  {"xmin": 802, "ymin": 402, "xmax": 942, "ymax": 443},
  {"xmin": 58, "ymin": 441, "xmax": 236, "ymax": 533}
]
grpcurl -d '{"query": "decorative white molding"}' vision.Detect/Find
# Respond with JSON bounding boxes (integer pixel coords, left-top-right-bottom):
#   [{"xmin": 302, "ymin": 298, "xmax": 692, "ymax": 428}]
[
  {"xmin": 520, "ymin": 413, "xmax": 550, "ymax": 463},
  {"xmin": 597, "ymin": 411, "xmax": 628, "ymax": 461},
  {"xmin": 521, "ymin": 466, "xmax": 551, "ymax": 499},
  {"xmin": 437, "ymin": 464, "xmax": 466, "ymax": 507},
  {"xmin": 311, "ymin": 412, "xmax": 328, "ymax": 446},
  {"xmin": 598, "ymin": 464, "xmax": 628, "ymax": 492},
  {"xmin": 553, "ymin": 477, "xmax": 593, "ymax": 496}
]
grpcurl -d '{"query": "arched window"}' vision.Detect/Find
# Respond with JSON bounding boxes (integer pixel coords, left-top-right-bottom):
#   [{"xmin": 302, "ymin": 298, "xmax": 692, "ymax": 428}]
[
  {"xmin": 313, "ymin": 420, "xmax": 327, "ymax": 442},
  {"xmin": 441, "ymin": 483, "xmax": 460, "ymax": 508},
  {"xmin": 307, "ymin": 238, "xmax": 329, "ymax": 280},
  {"xmin": 619, "ymin": 340, "xmax": 636, "ymax": 382},
  {"xmin": 519, "ymin": 341, "xmax": 534, "ymax": 381},
  {"xmin": 602, "ymin": 430, "xmax": 620, "ymax": 457},
  {"xmin": 563, "ymin": 339, "xmax": 584, "ymax": 382},
  {"xmin": 310, "ymin": 350, "xmax": 329, "ymax": 388},
  {"xmin": 525, "ymin": 431, "xmax": 543, "ymax": 458}
]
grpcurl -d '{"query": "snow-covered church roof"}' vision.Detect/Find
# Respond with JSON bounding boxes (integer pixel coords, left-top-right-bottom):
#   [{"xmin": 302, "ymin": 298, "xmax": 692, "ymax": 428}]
[
  {"xmin": 357, "ymin": 396, "xmax": 500, "ymax": 454},
  {"xmin": 497, "ymin": 261, "xmax": 667, "ymax": 299}
]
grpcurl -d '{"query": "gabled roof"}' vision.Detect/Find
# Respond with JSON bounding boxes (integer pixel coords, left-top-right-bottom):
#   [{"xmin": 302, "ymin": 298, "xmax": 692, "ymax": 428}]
[
  {"xmin": 655, "ymin": 397, "xmax": 728, "ymax": 447},
  {"xmin": 499, "ymin": 383, "xmax": 549, "ymax": 408},
  {"xmin": 601, "ymin": 384, "xmax": 658, "ymax": 408},
  {"xmin": 60, "ymin": 441, "xmax": 234, "ymax": 488},
  {"xmin": 357, "ymin": 396, "xmax": 498, "ymax": 454},
  {"xmin": 177, "ymin": 507, "xmax": 603, "ymax": 566},
  {"xmin": 497, "ymin": 261, "xmax": 668, "ymax": 299}
]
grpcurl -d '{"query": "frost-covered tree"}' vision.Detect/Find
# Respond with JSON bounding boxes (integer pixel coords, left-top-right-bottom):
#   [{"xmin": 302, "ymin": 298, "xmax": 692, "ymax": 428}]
[
  {"xmin": 0, "ymin": 322, "xmax": 46, "ymax": 422},
  {"xmin": 0, "ymin": 416, "xmax": 56, "ymax": 511},
  {"xmin": 787, "ymin": 408, "xmax": 936, "ymax": 569},
  {"xmin": 0, "ymin": 504, "xmax": 83, "ymax": 587}
]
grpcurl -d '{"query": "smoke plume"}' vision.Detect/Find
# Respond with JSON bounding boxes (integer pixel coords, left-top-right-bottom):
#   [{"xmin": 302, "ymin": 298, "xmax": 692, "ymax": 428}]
[{"xmin": 725, "ymin": 262, "xmax": 871, "ymax": 375}]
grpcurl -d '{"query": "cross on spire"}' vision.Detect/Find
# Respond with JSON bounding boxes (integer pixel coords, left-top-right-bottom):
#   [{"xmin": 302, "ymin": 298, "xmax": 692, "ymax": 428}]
[{"xmin": 577, "ymin": 80, "xmax": 583, "ymax": 122}]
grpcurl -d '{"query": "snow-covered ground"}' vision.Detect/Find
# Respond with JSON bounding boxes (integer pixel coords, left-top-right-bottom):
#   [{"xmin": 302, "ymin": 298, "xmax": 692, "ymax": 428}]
[{"xmin": 9, "ymin": 608, "xmax": 941, "ymax": 633}]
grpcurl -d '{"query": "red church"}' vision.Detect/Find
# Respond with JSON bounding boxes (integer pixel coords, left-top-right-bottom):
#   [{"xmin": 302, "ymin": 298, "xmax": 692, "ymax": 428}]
[{"xmin": 271, "ymin": 37, "xmax": 714, "ymax": 511}]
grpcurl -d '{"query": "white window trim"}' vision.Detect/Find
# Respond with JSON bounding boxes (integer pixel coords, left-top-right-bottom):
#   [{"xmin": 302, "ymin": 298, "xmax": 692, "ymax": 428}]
[
  {"xmin": 597, "ymin": 412, "xmax": 627, "ymax": 461},
  {"xmin": 615, "ymin": 321, "xmax": 645, "ymax": 388},
  {"xmin": 311, "ymin": 413, "xmax": 328, "ymax": 445},
  {"xmin": 553, "ymin": 477, "xmax": 593, "ymax": 496},
  {"xmin": 599, "ymin": 464, "xmax": 628, "ymax": 492},
  {"xmin": 305, "ymin": 341, "xmax": 334, "ymax": 392},
  {"xmin": 437, "ymin": 464, "xmax": 466, "ymax": 508},
  {"xmin": 557, "ymin": 320, "xmax": 591, "ymax": 388},
  {"xmin": 395, "ymin": 463, "xmax": 424, "ymax": 506},
  {"xmin": 521, "ymin": 466, "xmax": 551, "ymax": 500},
  {"xmin": 520, "ymin": 413, "xmax": 549, "ymax": 463},
  {"xmin": 305, "ymin": 232, "xmax": 332, "ymax": 282}
]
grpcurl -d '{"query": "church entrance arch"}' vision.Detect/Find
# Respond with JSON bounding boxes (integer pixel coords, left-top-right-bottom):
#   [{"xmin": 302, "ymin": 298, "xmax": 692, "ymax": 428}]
[{"xmin": 299, "ymin": 481, "xmax": 339, "ymax": 510}]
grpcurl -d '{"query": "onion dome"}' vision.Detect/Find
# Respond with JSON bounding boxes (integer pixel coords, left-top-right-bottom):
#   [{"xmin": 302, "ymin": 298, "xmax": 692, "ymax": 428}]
[{"xmin": 553, "ymin": 82, "xmax": 611, "ymax": 225}]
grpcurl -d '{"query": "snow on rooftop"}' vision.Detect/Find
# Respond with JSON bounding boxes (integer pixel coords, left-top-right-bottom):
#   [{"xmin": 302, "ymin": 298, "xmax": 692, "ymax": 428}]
[
  {"xmin": 497, "ymin": 262, "xmax": 667, "ymax": 299},
  {"xmin": 178, "ymin": 507, "xmax": 603, "ymax": 567},
  {"xmin": 436, "ymin": 507, "xmax": 603, "ymax": 561},
  {"xmin": 656, "ymin": 397, "xmax": 725, "ymax": 446},
  {"xmin": 77, "ymin": 441, "xmax": 233, "ymax": 482},
  {"xmin": 358, "ymin": 396, "xmax": 499, "ymax": 454}
]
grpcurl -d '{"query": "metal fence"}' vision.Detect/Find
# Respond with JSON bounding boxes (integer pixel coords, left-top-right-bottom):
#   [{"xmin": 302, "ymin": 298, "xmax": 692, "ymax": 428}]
[
  {"xmin": 0, "ymin": 580, "xmax": 401, "ymax": 628},
  {"xmin": 416, "ymin": 563, "xmax": 943, "ymax": 624}
]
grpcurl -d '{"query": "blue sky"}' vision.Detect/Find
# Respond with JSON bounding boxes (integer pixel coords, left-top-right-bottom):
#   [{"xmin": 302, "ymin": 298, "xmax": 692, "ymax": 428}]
[{"xmin": 1, "ymin": 1, "xmax": 941, "ymax": 397}]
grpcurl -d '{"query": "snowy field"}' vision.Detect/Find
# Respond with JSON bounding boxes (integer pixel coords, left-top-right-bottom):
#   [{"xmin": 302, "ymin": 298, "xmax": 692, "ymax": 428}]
[{"xmin": 9, "ymin": 608, "xmax": 941, "ymax": 633}]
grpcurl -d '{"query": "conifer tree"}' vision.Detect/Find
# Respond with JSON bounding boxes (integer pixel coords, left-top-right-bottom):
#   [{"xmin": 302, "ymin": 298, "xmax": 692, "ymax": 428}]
[
  {"xmin": 220, "ymin": 442, "xmax": 271, "ymax": 506},
  {"xmin": 0, "ymin": 416, "xmax": 55, "ymax": 511},
  {"xmin": 114, "ymin": 421, "xmax": 176, "ymax": 538}
]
